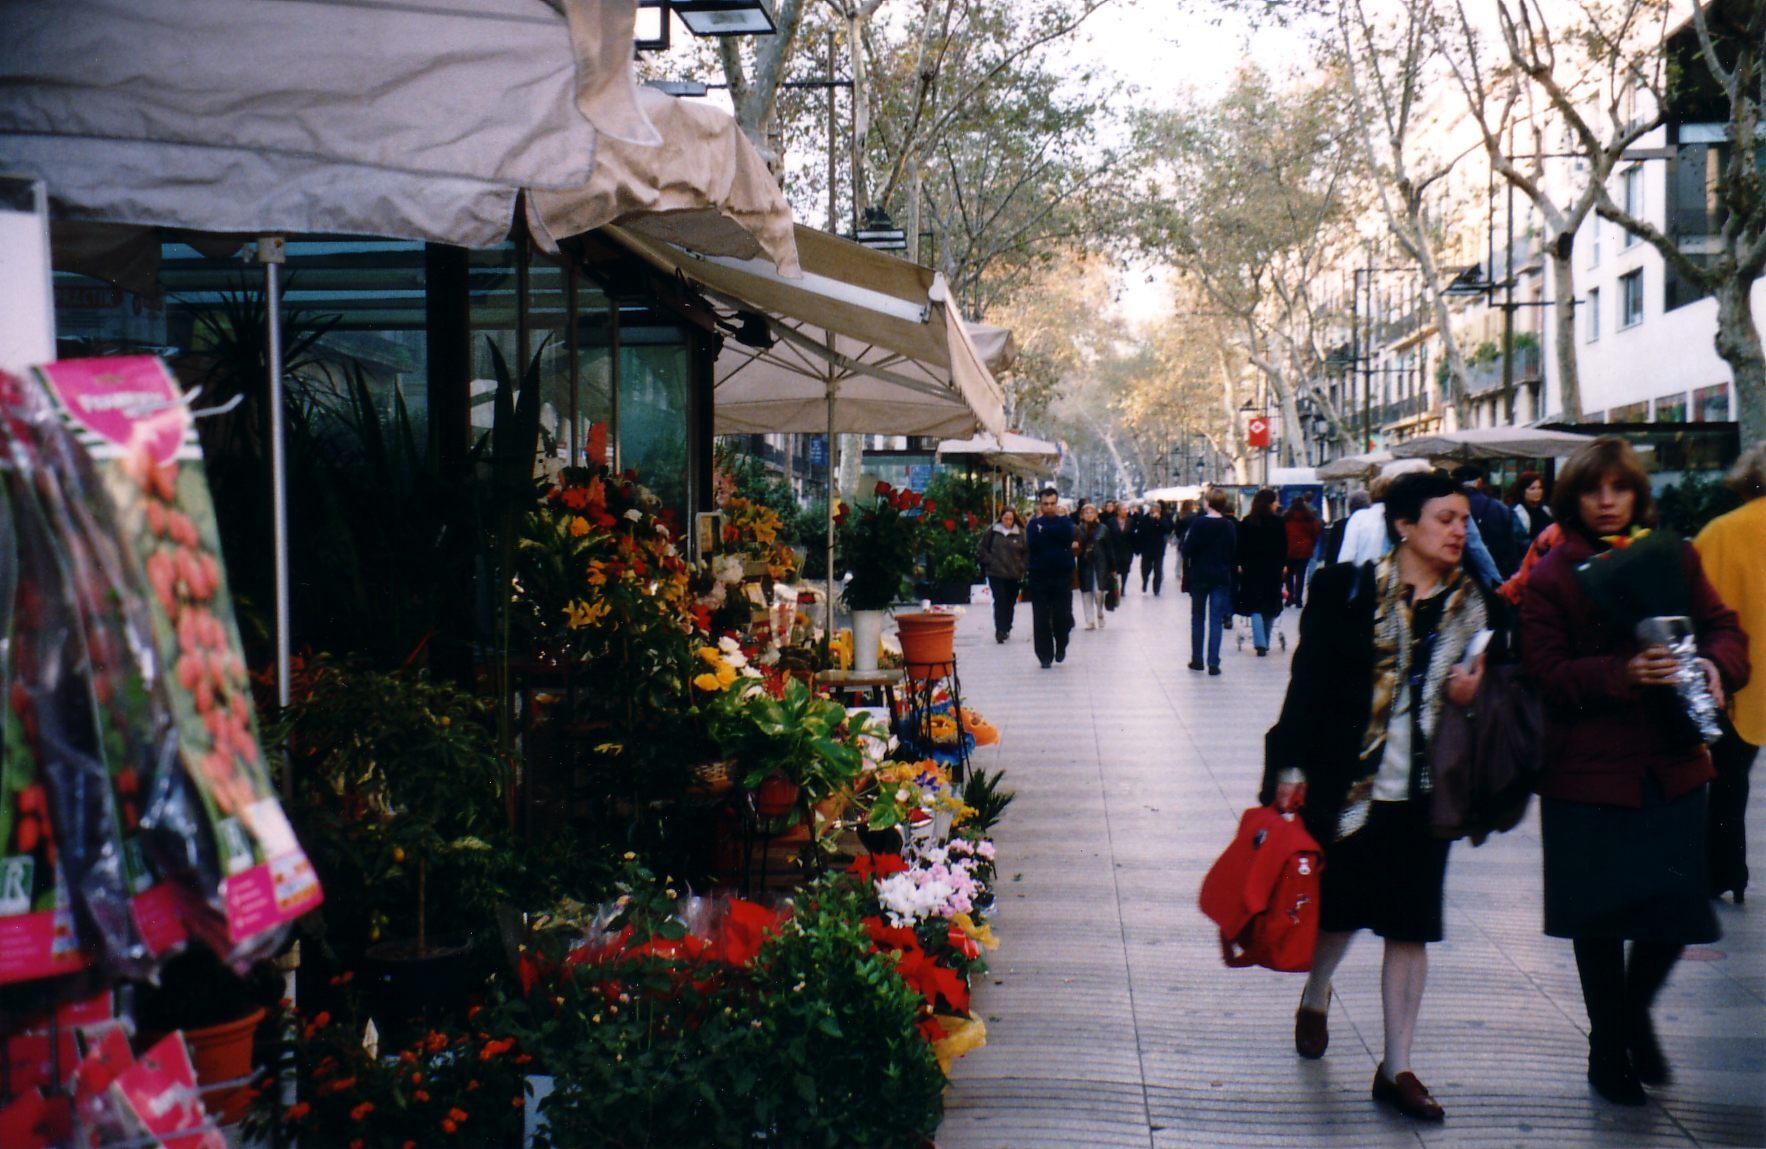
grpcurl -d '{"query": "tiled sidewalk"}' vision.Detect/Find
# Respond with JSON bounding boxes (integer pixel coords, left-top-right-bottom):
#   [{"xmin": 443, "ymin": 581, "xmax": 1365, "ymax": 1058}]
[{"xmin": 937, "ymin": 567, "xmax": 1766, "ymax": 1148}]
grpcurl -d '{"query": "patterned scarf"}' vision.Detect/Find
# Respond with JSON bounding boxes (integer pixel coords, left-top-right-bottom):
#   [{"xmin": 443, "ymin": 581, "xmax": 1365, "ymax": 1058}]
[{"xmin": 1336, "ymin": 555, "xmax": 1487, "ymax": 842}]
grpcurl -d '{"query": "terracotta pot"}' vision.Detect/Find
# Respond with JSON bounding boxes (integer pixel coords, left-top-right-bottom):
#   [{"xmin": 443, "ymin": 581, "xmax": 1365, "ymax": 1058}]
[
  {"xmin": 754, "ymin": 773, "xmax": 801, "ymax": 819},
  {"xmin": 895, "ymin": 612, "xmax": 956, "ymax": 679},
  {"xmin": 162, "ymin": 1007, "xmax": 266, "ymax": 1126}
]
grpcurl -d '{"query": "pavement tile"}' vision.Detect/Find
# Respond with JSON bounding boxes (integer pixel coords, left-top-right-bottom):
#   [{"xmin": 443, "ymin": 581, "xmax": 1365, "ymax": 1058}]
[{"xmin": 935, "ymin": 571, "xmax": 1766, "ymax": 1149}]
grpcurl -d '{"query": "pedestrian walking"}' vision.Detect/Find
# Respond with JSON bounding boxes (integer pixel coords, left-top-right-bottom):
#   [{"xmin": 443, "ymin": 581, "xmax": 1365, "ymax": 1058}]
[
  {"xmin": 1282, "ymin": 496, "xmax": 1321, "ymax": 610},
  {"xmin": 1107, "ymin": 502, "xmax": 1136, "ymax": 598},
  {"xmin": 1321, "ymin": 489, "xmax": 1367, "ymax": 566},
  {"xmin": 1338, "ymin": 478, "xmax": 1391, "ymax": 566},
  {"xmin": 1692, "ymin": 442, "xmax": 1765, "ymax": 905},
  {"xmin": 1264, "ymin": 468, "xmax": 1495, "ymax": 1122},
  {"xmin": 1519, "ymin": 437, "xmax": 1749, "ymax": 1107},
  {"xmin": 1236, "ymin": 488, "xmax": 1287, "ymax": 656},
  {"xmin": 1454, "ymin": 463, "xmax": 1521, "ymax": 579},
  {"xmin": 1076, "ymin": 504, "xmax": 1115, "ymax": 630},
  {"xmin": 1180, "ymin": 489, "xmax": 1236, "ymax": 675},
  {"xmin": 1025, "ymin": 487, "xmax": 1075, "ymax": 670},
  {"xmin": 1136, "ymin": 503, "xmax": 1171, "ymax": 595},
  {"xmin": 1509, "ymin": 469, "xmax": 1553, "ymax": 549},
  {"xmin": 977, "ymin": 507, "xmax": 1028, "ymax": 645}
]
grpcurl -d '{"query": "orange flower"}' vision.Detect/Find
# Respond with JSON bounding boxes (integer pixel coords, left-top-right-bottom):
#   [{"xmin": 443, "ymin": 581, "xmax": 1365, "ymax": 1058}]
[
  {"xmin": 349, "ymin": 1101, "xmax": 374, "ymax": 1121},
  {"xmin": 448, "ymin": 1107, "xmax": 470, "ymax": 1123},
  {"xmin": 414, "ymin": 1090, "xmax": 431, "ymax": 1103},
  {"xmin": 478, "ymin": 1037, "xmax": 516, "ymax": 1061},
  {"xmin": 441, "ymin": 1119, "xmax": 458, "ymax": 1134},
  {"xmin": 286, "ymin": 1102, "xmax": 311, "ymax": 1121},
  {"xmin": 512, "ymin": 1096, "xmax": 526, "ymax": 1109},
  {"xmin": 410, "ymin": 1072, "xmax": 422, "ymax": 1085}
]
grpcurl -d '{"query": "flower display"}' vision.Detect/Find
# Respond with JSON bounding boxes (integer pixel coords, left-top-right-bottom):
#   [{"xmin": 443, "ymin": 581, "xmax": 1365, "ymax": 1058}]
[
  {"xmin": 720, "ymin": 496, "xmax": 798, "ymax": 580},
  {"xmin": 836, "ymin": 481, "xmax": 929, "ymax": 610}
]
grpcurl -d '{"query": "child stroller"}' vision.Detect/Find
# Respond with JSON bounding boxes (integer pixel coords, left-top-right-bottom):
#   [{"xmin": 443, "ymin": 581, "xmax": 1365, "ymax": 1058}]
[{"xmin": 1232, "ymin": 574, "xmax": 1288, "ymax": 653}]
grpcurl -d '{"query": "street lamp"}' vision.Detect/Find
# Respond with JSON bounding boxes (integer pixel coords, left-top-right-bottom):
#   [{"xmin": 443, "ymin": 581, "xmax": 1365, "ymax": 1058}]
[
  {"xmin": 635, "ymin": 0, "xmax": 774, "ymax": 51},
  {"xmin": 855, "ymin": 206, "xmax": 907, "ymax": 252}
]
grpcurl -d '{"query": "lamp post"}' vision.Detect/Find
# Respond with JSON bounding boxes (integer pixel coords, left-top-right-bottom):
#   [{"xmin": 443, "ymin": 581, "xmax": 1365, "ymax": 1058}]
[{"xmin": 635, "ymin": 0, "xmax": 775, "ymax": 49}]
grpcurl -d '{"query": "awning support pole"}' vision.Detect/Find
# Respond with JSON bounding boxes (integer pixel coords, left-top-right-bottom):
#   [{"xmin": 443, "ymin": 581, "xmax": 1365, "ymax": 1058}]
[{"xmin": 260, "ymin": 235, "xmax": 291, "ymax": 799}]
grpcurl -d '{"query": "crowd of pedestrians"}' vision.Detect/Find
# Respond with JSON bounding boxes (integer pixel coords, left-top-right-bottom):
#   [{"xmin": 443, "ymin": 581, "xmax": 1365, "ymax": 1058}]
[{"xmin": 981, "ymin": 435, "xmax": 1762, "ymax": 1122}]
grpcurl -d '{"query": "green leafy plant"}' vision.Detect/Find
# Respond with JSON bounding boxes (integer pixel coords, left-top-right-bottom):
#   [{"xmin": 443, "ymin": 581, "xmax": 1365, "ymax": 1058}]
[
  {"xmin": 703, "ymin": 678, "xmax": 877, "ymax": 810},
  {"xmin": 1656, "ymin": 470, "xmax": 1743, "ymax": 537},
  {"xmin": 746, "ymin": 874, "xmax": 946, "ymax": 1148},
  {"xmin": 279, "ymin": 656, "xmax": 514, "ymax": 957},
  {"xmin": 960, "ymin": 767, "xmax": 1016, "ymax": 837}
]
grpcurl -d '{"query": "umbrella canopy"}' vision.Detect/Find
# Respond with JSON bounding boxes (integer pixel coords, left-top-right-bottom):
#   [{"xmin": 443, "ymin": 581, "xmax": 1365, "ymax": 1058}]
[
  {"xmin": 935, "ymin": 431, "xmax": 1058, "ymax": 479},
  {"xmin": 1391, "ymin": 427, "xmax": 1597, "ymax": 462},
  {"xmin": 1316, "ymin": 452, "xmax": 1394, "ymax": 481},
  {"xmin": 527, "ymin": 85, "xmax": 798, "ymax": 274},
  {"xmin": 0, "ymin": 0, "xmax": 656, "ymax": 248},
  {"xmin": 608, "ymin": 223, "xmax": 1006, "ymax": 439}
]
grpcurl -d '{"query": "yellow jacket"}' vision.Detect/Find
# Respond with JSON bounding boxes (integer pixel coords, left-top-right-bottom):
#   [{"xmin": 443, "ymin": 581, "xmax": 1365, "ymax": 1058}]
[{"xmin": 1696, "ymin": 498, "xmax": 1766, "ymax": 744}]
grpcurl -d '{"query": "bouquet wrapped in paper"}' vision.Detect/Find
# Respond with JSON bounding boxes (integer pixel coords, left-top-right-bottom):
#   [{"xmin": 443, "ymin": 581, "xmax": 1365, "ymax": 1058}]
[{"xmin": 1574, "ymin": 527, "xmax": 1720, "ymax": 745}]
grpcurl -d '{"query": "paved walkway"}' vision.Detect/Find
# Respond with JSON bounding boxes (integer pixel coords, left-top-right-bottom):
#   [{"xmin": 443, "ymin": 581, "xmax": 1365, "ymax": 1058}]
[{"xmin": 937, "ymin": 565, "xmax": 1766, "ymax": 1149}]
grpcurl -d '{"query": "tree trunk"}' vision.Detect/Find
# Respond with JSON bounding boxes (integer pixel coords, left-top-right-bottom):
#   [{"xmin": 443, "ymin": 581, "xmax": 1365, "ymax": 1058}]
[
  {"xmin": 1713, "ymin": 275, "xmax": 1766, "ymax": 446},
  {"xmin": 1548, "ymin": 249, "xmax": 1583, "ymax": 422}
]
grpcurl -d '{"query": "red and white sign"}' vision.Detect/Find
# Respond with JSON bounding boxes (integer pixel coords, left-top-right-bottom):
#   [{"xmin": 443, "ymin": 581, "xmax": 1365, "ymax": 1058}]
[{"xmin": 1246, "ymin": 415, "xmax": 1271, "ymax": 448}]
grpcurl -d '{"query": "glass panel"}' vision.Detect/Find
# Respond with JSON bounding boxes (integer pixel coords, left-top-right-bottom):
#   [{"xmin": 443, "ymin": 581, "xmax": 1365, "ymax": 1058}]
[
  {"xmin": 1692, "ymin": 384, "xmax": 1729, "ymax": 422},
  {"xmin": 617, "ymin": 317, "xmax": 691, "ymax": 528},
  {"xmin": 576, "ymin": 293, "xmax": 613, "ymax": 468},
  {"xmin": 1610, "ymin": 401, "xmax": 1649, "ymax": 422}
]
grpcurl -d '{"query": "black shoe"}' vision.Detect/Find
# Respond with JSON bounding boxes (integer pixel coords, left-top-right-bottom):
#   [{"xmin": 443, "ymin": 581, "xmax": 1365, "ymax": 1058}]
[
  {"xmin": 1040, "ymin": 659, "xmax": 1052, "ymax": 669},
  {"xmin": 995, "ymin": 632, "xmax": 1008, "ymax": 644},
  {"xmin": 1626, "ymin": 1013, "xmax": 1670, "ymax": 1086},
  {"xmin": 1588, "ymin": 1044, "xmax": 1647, "ymax": 1106},
  {"xmin": 1255, "ymin": 647, "xmax": 1268, "ymax": 656},
  {"xmin": 1187, "ymin": 660, "xmax": 1204, "ymax": 671},
  {"xmin": 1208, "ymin": 666, "xmax": 1222, "ymax": 676},
  {"xmin": 1054, "ymin": 646, "xmax": 1067, "ymax": 663}
]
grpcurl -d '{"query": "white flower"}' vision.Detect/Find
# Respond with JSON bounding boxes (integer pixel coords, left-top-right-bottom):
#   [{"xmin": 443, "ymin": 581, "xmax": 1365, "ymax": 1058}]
[
  {"xmin": 896, "ymin": 788, "xmax": 912, "ymax": 802},
  {"xmin": 718, "ymin": 635, "xmax": 742, "ymax": 654},
  {"xmin": 623, "ymin": 508, "xmax": 643, "ymax": 522}
]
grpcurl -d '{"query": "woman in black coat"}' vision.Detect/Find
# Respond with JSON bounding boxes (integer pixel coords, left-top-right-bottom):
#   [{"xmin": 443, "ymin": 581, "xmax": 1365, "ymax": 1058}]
[
  {"xmin": 1235, "ymin": 487, "xmax": 1289, "ymax": 655},
  {"xmin": 1263, "ymin": 470, "xmax": 1495, "ymax": 1122}
]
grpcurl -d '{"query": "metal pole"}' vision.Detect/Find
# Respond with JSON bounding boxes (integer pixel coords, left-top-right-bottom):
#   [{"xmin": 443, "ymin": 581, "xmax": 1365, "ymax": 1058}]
[
  {"xmin": 825, "ymin": 368, "xmax": 837, "ymax": 660},
  {"xmin": 260, "ymin": 236, "xmax": 291, "ymax": 799},
  {"xmin": 1501, "ymin": 142, "xmax": 1516, "ymax": 419},
  {"xmin": 1360, "ymin": 266, "xmax": 1373, "ymax": 452}
]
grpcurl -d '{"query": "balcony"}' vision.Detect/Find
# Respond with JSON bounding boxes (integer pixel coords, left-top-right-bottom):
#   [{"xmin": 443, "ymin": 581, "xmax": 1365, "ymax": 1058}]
[{"xmin": 1464, "ymin": 342, "xmax": 1542, "ymax": 395}]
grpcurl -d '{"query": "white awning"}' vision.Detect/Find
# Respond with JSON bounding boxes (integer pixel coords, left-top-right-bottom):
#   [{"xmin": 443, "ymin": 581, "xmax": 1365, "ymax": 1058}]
[
  {"xmin": 935, "ymin": 431, "xmax": 1059, "ymax": 478},
  {"xmin": 1390, "ymin": 427, "xmax": 1598, "ymax": 461},
  {"xmin": 0, "ymin": 0, "xmax": 658, "ymax": 248},
  {"xmin": 608, "ymin": 224, "xmax": 1006, "ymax": 438}
]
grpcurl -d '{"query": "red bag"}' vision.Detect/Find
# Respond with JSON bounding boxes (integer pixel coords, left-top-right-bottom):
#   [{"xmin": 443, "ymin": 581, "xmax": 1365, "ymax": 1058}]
[{"xmin": 1198, "ymin": 805, "xmax": 1323, "ymax": 972}]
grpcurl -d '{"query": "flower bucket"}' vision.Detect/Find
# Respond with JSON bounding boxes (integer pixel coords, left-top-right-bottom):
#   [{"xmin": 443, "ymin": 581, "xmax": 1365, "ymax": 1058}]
[
  {"xmin": 895, "ymin": 612, "xmax": 956, "ymax": 680},
  {"xmin": 851, "ymin": 609, "xmax": 886, "ymax": 672},
  {"xmin": 754, "ymin": 773, "xmax": 801, "ymax": 819},
  {"xmin": 166, "ymin": 1007, "xmax": 266, "ymax": 1126}
]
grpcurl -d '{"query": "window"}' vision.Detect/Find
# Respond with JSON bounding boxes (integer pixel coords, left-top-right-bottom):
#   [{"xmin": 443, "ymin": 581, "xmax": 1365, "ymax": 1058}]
[
  {"xmin": 1588, "ymin": 220, "xmax": 1601, "ymax": 268},
  {"xmin": 1611, "ymin": 401, "xmax": 1649, "ymax": 423},
  {"xmin": 1587, "ymin": 287, "xmax": 1601, "ymax": 341},
  {"xmin": 1619, "ymin": 270, "xmax": 1644, "ymax": 328},
  {"xmin": 1692, "ymin": 384, "xmax": 1730, "ymax": 422},
  {"xmin": 1620, "ymin": 167, "xmax": 1643, "ymax": 246},
  {"xmin": 1653, "ymin": 393, "xmax": 1687, "ymax": 423}
]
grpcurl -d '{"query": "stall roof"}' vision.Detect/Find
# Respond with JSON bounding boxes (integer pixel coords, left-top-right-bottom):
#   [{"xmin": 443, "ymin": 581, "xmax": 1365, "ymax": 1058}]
[
  {"xmin": 608, "ymin": 223, "xmax": 1006, "ymax": 439},
  {"xmin": 935, "ymin": 431, "xmax": 1059, "ymax": 478},
  {"xmin": 0, "ymin": 0, "xmax": 659, "ymax": 248},
  {"xmin": 1390, "ymin": 426, "xmax": 1597, "ymax": 462}
]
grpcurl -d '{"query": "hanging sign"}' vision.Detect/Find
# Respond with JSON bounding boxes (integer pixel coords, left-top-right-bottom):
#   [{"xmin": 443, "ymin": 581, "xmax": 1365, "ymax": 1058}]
[{"xmin": 1246, "ymin": 415, "xmax": 1271, "ymax": 448}]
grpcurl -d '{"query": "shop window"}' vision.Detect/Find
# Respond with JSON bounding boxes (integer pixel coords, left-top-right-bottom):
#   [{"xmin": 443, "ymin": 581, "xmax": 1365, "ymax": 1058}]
[
  {"xmin": 1610, "ymin": 401, "xmax": 1649, "ymax": 423},
  {"xmin": 1619, "ymin": 270, "xmax": 1644, "ymax": 328},
  {"xmin": 1692, "ymin": 383, "xmax": 1730, "ymax": 422},
  {"xmin": 1653, "ymin": 393, "xmax": 1687, "ymax": 423}
]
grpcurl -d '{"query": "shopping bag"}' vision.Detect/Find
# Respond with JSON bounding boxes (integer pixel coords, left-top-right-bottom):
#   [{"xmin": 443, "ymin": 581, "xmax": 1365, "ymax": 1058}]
[{"xmin": 1198, "ymin": 804, "xmax": 1322, "ymax": 972}]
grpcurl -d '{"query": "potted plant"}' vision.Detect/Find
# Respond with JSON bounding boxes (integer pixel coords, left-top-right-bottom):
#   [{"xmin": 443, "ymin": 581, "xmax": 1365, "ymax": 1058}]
[
  {"xmin": 836, "ymin": 482, "xmax": 925, "ymax": 671},
  {"xmin": 134, "ymin": 945, "xmax": 284, "ymax": 1125},
  {"xmin": 703, "ymin": 677, "xmax": 878, "ymax": 834},
  {"xmin": 279, "ymin": 657, "xmax": 514, "ymax": 1028}
]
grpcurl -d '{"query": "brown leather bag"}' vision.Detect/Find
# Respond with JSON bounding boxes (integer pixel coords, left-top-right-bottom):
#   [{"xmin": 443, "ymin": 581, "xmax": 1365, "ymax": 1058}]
[{"xmin": 1427, "ymin": 662, "xmax": 1545, "ymax": 844}]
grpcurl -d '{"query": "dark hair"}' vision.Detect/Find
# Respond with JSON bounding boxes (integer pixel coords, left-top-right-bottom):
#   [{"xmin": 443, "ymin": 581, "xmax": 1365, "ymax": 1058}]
[
  {"xmin": 1550, "ymin": 437, "xmax": 1655, "ymax": 535},
  {"xmin": 1038, "ymin": 486, "xmax": 1059, "ymax": 499},
  {"xmin": 1247, "ymin": 487, "xmax": 1279, "ymax": 522},
  {"xmin": 1204, "ymin": 489, "xmax": 1231, "ymax": 514},
  {"xmin": 1347, "ymin": 489, "xmax": 1371, "ymax": 512},
  {"xmin": 1450, "ymin": 463, "xmax": 1486, "ymax": 486},
  {"xmin": 1507, "ymin": 469, "xmax": 1544, "ymax": 506},
  {"xmin": 1384, "ymin": 469, "xmax": 1465, "ymax": 544},
  {"xmin": 1284, "ymin": 496, "xmax": 1317, "ymax": 523}
]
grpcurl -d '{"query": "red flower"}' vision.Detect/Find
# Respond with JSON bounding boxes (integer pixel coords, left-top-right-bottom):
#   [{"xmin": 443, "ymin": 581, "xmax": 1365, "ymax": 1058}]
[
  {"xmin": 947, "ymin": 922, "xmax": 980, "ymax": 960},
  {"xmin": 849, "ymin": 854, "xmax": 908, "ymax": 881},
  {"xmin": 922, "ymin": 498, "xmax": 937, "ymax": 514},
  {"xmin": 716, "ymin": 898, "xmax": 786, "ymax": 967},
  {"xmin": 560, "ymin": 487, "xmax": 591, "ymax": 511},
  {"xmin": 478, "ymin": 1037, "xmax": 516, "ymax": 1061},
  {"xmin": 908, "ymin": 491, "xmax": 923, "ymax": 508},
  {"xmin": 917, "ymin": 1016, "xmax": 948, "ymax": 1043},
  {"xmin": 349, "ymin": 1101, "xmax": 374, "ymax": 1121},
  {"xmin": 874, "ymin": 480, "xmax": 893, "ymax": 496},
  {"xmin": 943, "ymin": 518, "xmax": 957, "ymax": 532}
]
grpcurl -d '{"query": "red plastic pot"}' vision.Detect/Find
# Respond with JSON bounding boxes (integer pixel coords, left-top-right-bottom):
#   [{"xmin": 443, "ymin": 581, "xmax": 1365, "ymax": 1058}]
[
  {"xmin": 895, "ymin": 612, "xmax": 956, "ymax": 680},
  {"xmin": 753, "ymin": 773, "xmax": 801, "ymax": 819}
]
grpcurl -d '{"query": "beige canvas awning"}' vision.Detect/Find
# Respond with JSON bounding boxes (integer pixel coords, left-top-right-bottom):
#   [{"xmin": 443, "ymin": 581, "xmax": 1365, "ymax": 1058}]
[
  {"xmin": 0, "ymin": 0, "xmax": 656, "ymax": 248},
  {"xmin": 527, "ymin": 86, "xmax": 798, "ymax": 274},
  {"xmin": 1390, "ymin": 427, "xmax": 1596, "ymax": 462},
  {"xmin": 936, "ymin": 431, "xmax": 1060, "ymax": 478},
  {"xmin": 608, "ymin": 223, "xmax": 1006, "ymax": 439}
]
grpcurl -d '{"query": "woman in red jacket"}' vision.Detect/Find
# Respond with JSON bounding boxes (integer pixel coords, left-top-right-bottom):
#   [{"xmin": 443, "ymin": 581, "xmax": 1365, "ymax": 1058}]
[{"xmin": 1519, "ymin": 438, "xmax": 1749, "ymax": 1107}]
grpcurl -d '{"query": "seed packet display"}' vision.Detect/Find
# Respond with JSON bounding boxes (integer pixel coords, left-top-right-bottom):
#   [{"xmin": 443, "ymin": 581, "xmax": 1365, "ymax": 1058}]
[
  {"xmin": 30, "ymin": 358, "xmax": 322, "ymax": 963},
  {"xmin": 0, "ymin": 441, "xmax": 131, "ymax": 989}
]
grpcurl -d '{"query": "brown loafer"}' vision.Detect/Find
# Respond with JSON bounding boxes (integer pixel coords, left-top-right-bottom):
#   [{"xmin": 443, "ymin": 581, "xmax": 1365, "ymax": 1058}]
[
  {"xmin": 1294, "ymin": 1005, "xmax": 1328, "ymax": 1059},
  {"xmin": 1372, "ymin": 1064, "xmax": 1444, "ymax": 1121}
]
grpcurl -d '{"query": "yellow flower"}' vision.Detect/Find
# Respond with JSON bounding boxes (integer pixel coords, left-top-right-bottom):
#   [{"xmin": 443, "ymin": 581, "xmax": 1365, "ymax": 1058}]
[
  {"xmin": 587, "ymin": 560, "xmax": 608, "ymax": 587},
  {"xmin": 951, "ymin": 912, "xmax": 999, "ymax": 951},
  {"xmin": 698, "ymin": 647, "xmax": 725, "ymax": 668},
  {"xmin": 563, "ymin": 599, "xmax": 609, "ymax": 629},
  {"xmin": 693, "ymin": 672, "xmax": 725, "ymax": 692},
  {"xmin": 568, "ymin": 516, "xmax": 590, "ymax": 538}
]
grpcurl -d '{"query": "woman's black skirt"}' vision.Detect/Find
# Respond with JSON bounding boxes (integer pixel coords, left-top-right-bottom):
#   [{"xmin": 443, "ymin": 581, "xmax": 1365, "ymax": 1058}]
[
  {"xmin": 1319, "ymin": 799, "xmax": 1451, "ymax": 943},
  {"xmin": 1542, "ymin": 778, "xmax": 1720, "ymax": 943}
]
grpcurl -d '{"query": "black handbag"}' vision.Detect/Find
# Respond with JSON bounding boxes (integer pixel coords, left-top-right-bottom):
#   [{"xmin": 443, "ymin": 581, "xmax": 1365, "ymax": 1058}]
[{"xmin": 1427, "ymin": 662, "xmax": 1545, "ymax": 844}]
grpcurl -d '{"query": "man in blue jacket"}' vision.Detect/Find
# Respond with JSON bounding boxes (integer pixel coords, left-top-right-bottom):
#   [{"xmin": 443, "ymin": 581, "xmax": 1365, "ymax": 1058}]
[{"xmin": 1025, "ymin": 487, "xmax": 1076, "ymax": 669}]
